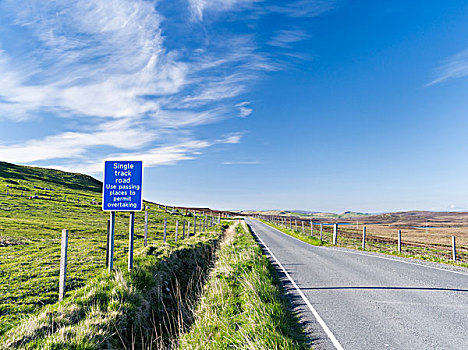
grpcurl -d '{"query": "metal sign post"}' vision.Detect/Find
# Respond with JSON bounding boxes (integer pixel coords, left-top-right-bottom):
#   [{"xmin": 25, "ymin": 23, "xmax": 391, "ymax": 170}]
[{"xmin": 103, "ymin": 160, "xmax": 143, "ymax": 271}]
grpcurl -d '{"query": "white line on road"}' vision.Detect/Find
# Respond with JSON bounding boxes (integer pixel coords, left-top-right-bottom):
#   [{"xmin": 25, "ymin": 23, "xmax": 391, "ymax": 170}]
[
  {"xmin": 256, "ymin": 220, "xmax": 468, "ymax": 277},
  {"xmin": 249, "ymin": 224, "xmax": 345, "ymax": 350}
]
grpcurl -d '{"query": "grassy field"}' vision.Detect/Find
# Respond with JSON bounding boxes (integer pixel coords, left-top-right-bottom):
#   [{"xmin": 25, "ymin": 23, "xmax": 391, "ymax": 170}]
[
  {"xmin": 0, "ymin": 162, "xmax": 221, "ymax": 343},
  {"xmin": 178, "ymin": 222, "xmax": 310, "ymax": 349}
]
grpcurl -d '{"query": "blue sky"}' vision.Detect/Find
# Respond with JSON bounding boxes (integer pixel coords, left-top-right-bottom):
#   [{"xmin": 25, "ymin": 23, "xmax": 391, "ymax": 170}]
[{"xmin": 1, "ymin": 0, "xmax": 468, "ymax": 213}]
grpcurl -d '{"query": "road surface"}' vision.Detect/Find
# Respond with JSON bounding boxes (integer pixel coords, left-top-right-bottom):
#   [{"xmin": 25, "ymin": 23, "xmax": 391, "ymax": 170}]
[{"xmin": 246, "ymin": 218, "xmax": 468, "ymax": 350}]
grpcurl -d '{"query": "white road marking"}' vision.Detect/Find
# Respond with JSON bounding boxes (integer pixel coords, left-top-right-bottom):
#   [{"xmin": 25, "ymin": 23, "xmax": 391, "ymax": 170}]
[
  {"xmin": 255, "ymin": 220, "xmax": 468, "ymax": 277},
  {"xmin": 249, "ymin": 223, "xmax": 345, "ymax": 350}
]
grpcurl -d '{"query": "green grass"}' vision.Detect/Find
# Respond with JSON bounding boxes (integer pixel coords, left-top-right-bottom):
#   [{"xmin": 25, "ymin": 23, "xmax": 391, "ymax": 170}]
[
  {"xmin": 0, "ymin": 232, "xmax": 222, "ymax": 349},
  {"xmin": 178, "ymin": 223, "xmax": 310, "ymax": 350},
  {"xmin": 0, "ymin": 161, "xmax": 224, "ymax": 346},
  {"xmin": 260, "ymin": 220, "xmax": 468, "ymax": 269}
]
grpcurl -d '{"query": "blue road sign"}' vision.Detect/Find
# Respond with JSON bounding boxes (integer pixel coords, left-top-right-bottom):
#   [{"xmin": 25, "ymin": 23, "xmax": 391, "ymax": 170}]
[{"xmin": 102, "ymin": 161, "xmax": 143, "ymax": 211}]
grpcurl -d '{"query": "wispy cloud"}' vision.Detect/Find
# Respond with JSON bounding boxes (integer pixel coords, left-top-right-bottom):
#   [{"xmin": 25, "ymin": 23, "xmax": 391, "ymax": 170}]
[
  {"xmin": 268, "ymin": 29, "xmax": 309, "ymax": 48},
  {"xmin": 190, "ymin": 0, "xmax": 335, "ymax": 21},
  {"xmin": 235, "ymin": 102, "xmax": 253, "ymax": 118},
  {"xmin": 267, "ymin": 0, "xmax": 335, "ymax": 18},
  {"xmin": 222, "ymin": 160, "xmax": 260, "ymax": 165},
  {"xmin": 427, "ymin": 49, "xmax": 468, "ymax": 86},
  {"xmin": 0, "ymin": 0, "xmax": 333, "ymax": 173},
  {"xmin": 189, "ymin": 0, "xmax": 259, "ymax": 21}
]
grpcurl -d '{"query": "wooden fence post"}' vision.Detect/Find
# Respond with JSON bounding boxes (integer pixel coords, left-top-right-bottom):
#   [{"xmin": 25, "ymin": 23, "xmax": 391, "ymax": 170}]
[
  {"xmin": 310, "ymin": 221, "xmax": 313, "ymax": 236},
  {"xmin": 187, "ymin": 222, "xmax": 191, "ymax": 238},
  {"xmin": 362, "ymin": 226, "xmax": 366, "ymax": 250},
  {"xmin": 59, "ymin": 229, "xmax": 69, "ymax": 301},
  {"xmin": 333, "ymin": 224, "xmax": 338, "ymax": 245},
  {"xmin": 144, "ymin": 210, "xmax": 148, "ymax": 247},
  {"xmin": 163, "ymin": 218, "xmax": 167, "ymax": 243},
  {"xmin": 452, "ymin": 236, "xmax": 457, "ymax": 261},
  {"xmin": 128, "ymin": 213, "xmax": 135, "ymax": 271},
  {"xmin": 175, "ymin": 220, "xmax": 179, "ymax": 241},
  {"xmin": 320, "ymin": 223, "xmax": 323, "ymax": 241},
  {"xmin": 182, "ymin": 220, "xmax": 186, "ymax": 239}
]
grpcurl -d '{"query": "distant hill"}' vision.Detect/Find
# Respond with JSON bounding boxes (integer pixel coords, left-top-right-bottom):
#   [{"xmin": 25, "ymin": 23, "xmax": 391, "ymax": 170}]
[
  {"xmin": 0, "ymin": 161, "xmax": 102, "ymax": 194},
  {"xmin": 241, "ymin": 209, "xmax": 370, "ymax": 219}
]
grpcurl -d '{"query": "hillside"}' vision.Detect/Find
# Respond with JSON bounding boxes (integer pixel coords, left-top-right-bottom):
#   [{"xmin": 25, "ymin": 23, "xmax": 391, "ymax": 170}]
[{"xmin": 0, "ymin": 161, "xmax": 102, "ymax": 195}]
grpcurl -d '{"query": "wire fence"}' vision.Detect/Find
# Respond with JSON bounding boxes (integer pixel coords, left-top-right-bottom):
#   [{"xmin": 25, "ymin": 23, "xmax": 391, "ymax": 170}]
[
  {"xmin": 258, "ymin": 215, "xmax": 468, "ymax": 263},
  {"xmin": 0, "ymin": 199, "xmax": 223, "ymax": 335}
]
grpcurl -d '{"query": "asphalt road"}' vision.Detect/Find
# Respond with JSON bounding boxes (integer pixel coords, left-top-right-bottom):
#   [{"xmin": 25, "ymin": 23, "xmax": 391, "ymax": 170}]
[{"xmin": 246, "ymin": 218, "xmax": 468, "ymax": 350}]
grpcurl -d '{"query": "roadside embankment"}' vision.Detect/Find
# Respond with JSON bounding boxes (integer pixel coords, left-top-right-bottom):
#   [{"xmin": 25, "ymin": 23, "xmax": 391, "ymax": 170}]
[{"xmin": 178, "ymin": 222, "xmax": 310, "ymax": 349}]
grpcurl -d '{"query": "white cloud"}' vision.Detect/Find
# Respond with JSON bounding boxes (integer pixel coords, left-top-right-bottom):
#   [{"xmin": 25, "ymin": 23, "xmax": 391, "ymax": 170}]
[
  {"xmin": 48, "ymin": 134, "xmax": 243, "ymax": 174},
  {"xmin": 218, "ymin": 133, "xmax": 243, "ymax": 144},
  {"xmin": 268, "ymin": 29, "xmax": 309, "ymax": 48},
  {"xmin": 235, "ymin": 102, "xmax": 253, "ymax": 118},
  {"xmin": 0, "ymin": 0, "xmax": 257, "ymax": 168},
  {"xmin": 223, "ymin": 160, "xmax": 259, "ymax": 165},
  {"xmin": 427, "ymin": 49, "xmax": 468, "ymax": 86},
  {"xmin": 267, "ymin": 0, "xmax": 335, "ymax": 18},
  {"xmin": 189, "ymin": 0, "xmax": 258, "ymax": 20},
  {"xmin": 0, "ymin": 0, "xmax": 178, "ymax": 121},
  {"xmin": 0, "ymin": 0, "xmax": 332, "ymax": 172},
  {"xmin": 189, "ymin": 0, "xmax": 334, "ymax": 21},
  {"xmin": 0, "ymin": 119, "xmax": 156, "ymax": 163}
]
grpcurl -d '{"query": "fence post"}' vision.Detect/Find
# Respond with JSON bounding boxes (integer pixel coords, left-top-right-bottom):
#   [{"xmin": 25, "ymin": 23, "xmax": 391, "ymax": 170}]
[
  {"xmin": 175, "ymin": 220, "xmax": 179, "ymax": 242},
  {"xmin": 320, "ymin": 223, "xmax": 323, "ymax": 241},
  {"xmin": 362, "ymin": 226, "xmax": 366, "ymax": 250},
  {"xmin": 182, "ymin": 220, "xmax": 186, "ymax": 239},
  {"xmin": 187, "ymin": 222, "xmax": 191, "ymax": 238},
  {"xmin": 128, "ymin": 213, "xmax": 135, "ymax": 271},
  {"xmin": 163, "ymin": 218, "xmax": 167, "ymax": 243},
  {"xmin": 452, "ymin": 236, "xmax": 457, "ymax": 261},
  {"xmin": 59, "ymin": 229, "xmax": 69, "ymax": 301},
  {"xmin": 105, "ymin": 219, "xmax": 110, "ymax": 267},
  {"xmin": 194, "ymin": 217, "xmax": 196, "ymax": 235},
  {"xmin": 310, "ymin": 221, "xmax": 313, "ymax": 236},
  {"xmin": 144, "ymin": 210, "xmax": 148, "ymax": 247},
  {"xmin": 108, "ymin": 212, "xmax": 116, "ymax": 272},
  {"xmin": 333, "ymin": 224, "xmax": 338, "ymax": 245},
  {"xmin": 302, "ymin": 221, "xmax": 304, "ymax": 234},
  {"xmin": 398, "ymin": 230, "xmax": 402, "ymax": 253}
]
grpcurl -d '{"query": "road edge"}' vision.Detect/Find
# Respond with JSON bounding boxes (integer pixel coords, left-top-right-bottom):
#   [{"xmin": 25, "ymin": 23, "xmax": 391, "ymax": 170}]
[{"xmin": 247, "ymin": 220, "xmax": 345, "ymax": 350}]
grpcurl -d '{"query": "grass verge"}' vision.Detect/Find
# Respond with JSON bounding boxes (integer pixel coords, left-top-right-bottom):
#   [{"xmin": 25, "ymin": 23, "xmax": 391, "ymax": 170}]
[{"xmin": 178, "ymin": 222, "xmax": 310, "ymax": 350}]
